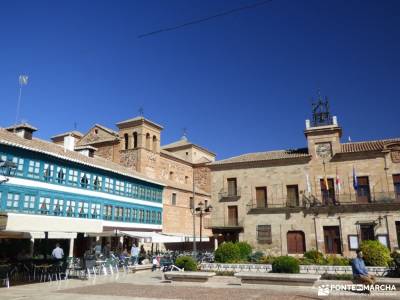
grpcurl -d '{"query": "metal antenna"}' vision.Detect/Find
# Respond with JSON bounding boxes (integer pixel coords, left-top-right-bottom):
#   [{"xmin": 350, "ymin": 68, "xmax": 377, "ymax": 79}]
[
  {"xmin": 138, "ymin": 107, "xmax": 144, "ymax": 117},
  {"xmin": 14, "ymin": 75, "xmax": 29, "ymax": 132}
]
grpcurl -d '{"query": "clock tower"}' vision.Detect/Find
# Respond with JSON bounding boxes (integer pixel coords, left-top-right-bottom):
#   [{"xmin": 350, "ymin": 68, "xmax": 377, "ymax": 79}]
[{"xmin": 304, "ymin": 93, "xmax": 342, "ymax": 160}]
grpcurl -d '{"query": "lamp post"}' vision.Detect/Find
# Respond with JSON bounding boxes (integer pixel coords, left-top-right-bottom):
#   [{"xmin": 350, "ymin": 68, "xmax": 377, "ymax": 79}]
[
  {"xmin": 192, "ymin": 201, "xmax": 212, "ymax": 253},
  {"xmin": 0, "ymin": 160, "xmax": 17, "ymax": 184}
]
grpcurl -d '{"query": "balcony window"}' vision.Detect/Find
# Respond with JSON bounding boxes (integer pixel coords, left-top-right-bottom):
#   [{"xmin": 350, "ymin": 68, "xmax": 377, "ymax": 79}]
[
  {"xmin": 126, "ymin": 183, "xmax": 132, "ymax": 197},
  {"xmin": 12, "ymin": 157, "xmax": 24, "ymax": 176},
  {"xmin": 68, "ymin": 170, "xmax": 78, "ymax": 186},
  {"xmin": 125, "ymin": 208, "xmax": 132, "ymax": 222},
  {"xmin": 78, "ymin": 202, "xmax": 89, "ymax": 218},
  {"xmin": 27, "ymin": 160, "xmax": 40, "ymax": 179},
  {"xmin": 139, "ymin": 210, "xmax": 144, "ymax": 222},
  {"xmin": 57, "ymin": 167, "xmax": 66, "ymax": 184},
  {"xmin": 227, "ymin": 178, "xmax": 237, "ymax": 196},
  {"xmin": 93, "ymin": 176, "xmax": 102, "ymax": 191},
  {"xmin": 227, "ymin": 205, "xmax": 238, "ymax": 226},
  {"xmin": 132, "ymin": 209, "xmax": 138, "ymax": 221},
  {"xmin": 286, "ymin": 185, "xmax": 299, "ymax": 207},
  {"xmin": 115, "ymin": 180, "xmax": 125, "ymax": 195},
  {"xmin": 103, "ymin": 205, "xmax": 112, "ymax": 220},
  {"xmin": 115, "ymin": 207, "xmax": 124, "ymax": 221},
  {"xmin": 256, "ymin": 187, "xmax": 267, "ymax": 208},
  {"xmin": 7, "ymin": 192, "xmax": 20, "ymax": 210},
  {"xmin": 53, "ymin": 198, "xmax": 64, "ymax": 216},
  {"xmin": 104, "ymin": 178, "xmax": 114, "ymax": 193},
  {"xmin": 23, "ymin": 195, "xmax": 36, "ymax": 212},
  {"xmin": 66, "ymin": 200, "xmax": 76, "ymax": 217},
  {"xmin": 157, "ymin": 212, "xmax": 162, "ymax": 223},
  {"xmin": 43, "ymin": 163, "xmax": 54, "ymax": 182},
  {"xmin": 39, "ymin": 196, "xmax": 50, "ymax": 215},
  {"xmin": 393, "ymin": 174, "xmax": 400, "ymax": 199},
  {"xmin": 356, "ymin": 176, "xmax": 371, "ymax": 203},
  {"xmin": 91, "ymin": 203, "xmax": 100, "ymax": 219}
]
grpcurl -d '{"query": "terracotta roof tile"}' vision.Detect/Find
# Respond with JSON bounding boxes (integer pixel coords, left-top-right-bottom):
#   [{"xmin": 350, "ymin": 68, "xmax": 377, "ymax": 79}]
[
  {"xmin": 340, "ymin": 138, "xmax": 400, "ymax": 153},
  {"xmin": 0, "ymin": 129, "xmax": 164, "ymax": 186},
  {"xmin": 210, "ymin": 148, "xmax": 310, "ymax": 166}
]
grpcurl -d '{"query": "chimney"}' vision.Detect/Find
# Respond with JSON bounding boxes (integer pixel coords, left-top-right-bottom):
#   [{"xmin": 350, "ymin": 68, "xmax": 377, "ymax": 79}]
[
  {"xmin": 6, "ymin": 123, "xmax": 37, "ymax": 140},
  {"xmin": 74, "ymin": 145, "xmax": 97, "ymax": 158},
  {"xmin": 64, "ymin": 135, "xmax": 75, "ymax": 151}
]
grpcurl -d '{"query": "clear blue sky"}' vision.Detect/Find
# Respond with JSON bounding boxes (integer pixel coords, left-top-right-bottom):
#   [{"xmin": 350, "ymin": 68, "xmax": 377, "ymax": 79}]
[{"xmin": 0, "ymin": 0, "xmax": 399, "ymax": 160}]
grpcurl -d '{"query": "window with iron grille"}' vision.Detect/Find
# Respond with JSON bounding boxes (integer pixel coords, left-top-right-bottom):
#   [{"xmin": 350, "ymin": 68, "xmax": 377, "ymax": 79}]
[{"xmin": 257, "ymin": 225, "xmax": 272, "ymax": 244}]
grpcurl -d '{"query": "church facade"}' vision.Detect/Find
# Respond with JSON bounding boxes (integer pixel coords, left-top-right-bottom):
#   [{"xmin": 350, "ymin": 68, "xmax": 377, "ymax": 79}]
[{"xmin": 208, "ymin": 98, "xmax": 400, "ymax": 257}]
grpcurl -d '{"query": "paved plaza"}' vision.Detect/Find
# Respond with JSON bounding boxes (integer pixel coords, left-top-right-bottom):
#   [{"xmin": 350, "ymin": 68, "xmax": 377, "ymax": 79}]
[{"xmin": 1, "ymin": 271, "xmax": 399, "ymax": 300}]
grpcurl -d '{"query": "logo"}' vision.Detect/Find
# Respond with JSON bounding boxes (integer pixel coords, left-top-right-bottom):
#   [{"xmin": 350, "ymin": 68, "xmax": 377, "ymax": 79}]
[{"xmin": 318, "ymin": 285, "xmax": 330, "ymax": 296}]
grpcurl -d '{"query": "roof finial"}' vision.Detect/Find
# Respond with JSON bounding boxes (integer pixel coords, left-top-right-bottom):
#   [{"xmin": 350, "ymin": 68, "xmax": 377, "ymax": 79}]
[
  {"xmin": 181, "ymin": 127, "xmax": 188, "ymax": 141},
  {"xmin": 138, "ymin": 107, "xmax": 144, "ymax": 117}
]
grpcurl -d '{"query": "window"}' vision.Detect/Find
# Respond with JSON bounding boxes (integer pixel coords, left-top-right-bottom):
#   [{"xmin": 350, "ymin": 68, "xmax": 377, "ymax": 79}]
[
  {"xmin": 146, "ymin": 133, "xmax": 151, "ymax": 150},
  {"xmin": 115, "ymin": 207, "xmax": 124, "ymax": 221},
  {"xmin": 152, "ymin": 135, "xmax": 157, "ymax": 152},
  {"xmin": 227, "ymin": 206, "xmax": 238, "ymax": 226},
  {"xmin": 356, "ymin": 176, "xmax": 371, "ymax": 203},
  {"xmin": 257, "ymin": 225, "xmax": 272, "ymax": 244},
  {"xmin": 286, "ymin": 185, "xmax": 299, "ymax": 207},
  {"xmin": 139, "ymin": 209, "xmax": 144, "ymax": 222},
  {"xmin": 27, "ymin": 160, "xmax": 40, "ymax": 179},
  {"xmin": 145, "ymin": 210, "xmax": 150, "ymax": 222},
  {"xmin": 39, "ymin": 196, "xmax": 51, "ymax": 215},
  {"xmin": 104, "ymin": 178, "xmax": 114, "ymax": 193},
  {"xmin": 185, "ymin": 176, "xmax": 189, "ymax": 184},
  {"xmin": 53, "ymin": 198, "xmax": 64, "ymax": 216},
  {"xmin": 157, "ymin": 212, "xmax": 161, "ymax": 223},
  {"xmin": 115, "ymin": 180, "xmax": 125, "ymax": 195},
  {"xmin": 91, "ymin": 203, "xmax": 100, "ymax": 219},
  {"xmin": 171, "ymin": 193, "xmax": 177, "ymax": 206},
  {"xmin": 23, "ymin": 195, "xmax": 36, "ymax": 211},
  {"xmin": 393, "ymin": 174, "xmax": 400, "ymax": 199},
  {"xmin": 320, "ymin": 178, "xmax": 336, "ymax": 205},
  {"xmin": 256, "ymin": 187, "xmax": 267, "ymax": 208},
  {"xmin": 360, "ymin": 223, "xmax": 374, "ymax": 241},
  {"xmin": 124, "ymin": 133, "xmax": 129, "ymax": 150},
  {"xmin": 323, "ymin": 226, "xmax": 342, "ymax": 254},
  {"xmin": 68, "ymin": 170, "xmax": 78, "ymax": 186},
  {"xmin": 6, "ymin": 192, "xmax": 20, "ymax": 209},
  {"xmin": 57, "ymin": 167, "xmax": 66, "ymax": 184},
  {"xmin": 93, "ymin": 175, "xmax": 102, "ymax": 191},
  {"xmin": 103, "ymin": 205, "xmax": 112, "ymax": 220},
  {"xmin": 132, "ymin": 209, "xmax": 138, "ymax": 221},
  {"xmin": 43, "ymin": 163, "xmax": 54, "ymax": 182},
  {"xmin": 138, "ymin": 186, "xmax": 144, "ymax": 199},
  {"xmin": 126, "ymin": 183, "xmax": 132, "ymax": 197},
  {"xmin": 66, "ymin": 200, "xmax": 76, "ymax": 217},
  {"xmin": 125, "ymin": 208, "xmax": 131, "ymax": 222},
  {"xmin": 78, "ymin": 202, "xmax": 89, "ymax": 218},
  {"xmin": 132, "ymin": 185, "xmax": 138, "ymax": 198},
  {"xmin": 133, "ymin": 132, "xmax": 138, "ymax": 148},
  {"xmin": 189, "ymin": 197, "xmax": 194, "ymax": 209},
  {"xmin": 227, "ymin": 178, "xmax": 237, "ymax": 196},
  {"xmin": 12, "ymin": 157, "xmax": 24, "ymax": 176},
  {"xmin": 80, "ymin": 172, "xmax": 89, "ymax": 188},
  {"xmin": 151, "ymin": 211, "xmax": 155, "ymax": 223}
]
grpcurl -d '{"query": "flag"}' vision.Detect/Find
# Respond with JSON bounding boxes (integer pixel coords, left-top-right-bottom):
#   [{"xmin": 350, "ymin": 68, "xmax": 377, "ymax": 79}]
[
  {"xmin": 324, "ymin": 175, "xmax": 329, "ymax": 190},
  {"xmin": 19, "ymin": 75, "xmax": 28, "ymax": 86},
  {"xmin": 336, "ymin": 167, "xmax": 341, "ymax": 193},
  {"xmin": 305, "ymin": 173, "xmax": 312, "ymax": 194},
  {"xmin": 353, "ymin": 166, "xmax": 358, "ymax": 190}
]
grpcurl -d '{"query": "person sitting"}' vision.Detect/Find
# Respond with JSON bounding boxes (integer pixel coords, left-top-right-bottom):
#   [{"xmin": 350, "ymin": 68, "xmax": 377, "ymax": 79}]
[
  {"xmin": 51, "ymin": 243, "xmax": 64, "ymax": 260},
  {"xmin": 351, "ymin": 249, "xmax": 376, "ymax": 285}
]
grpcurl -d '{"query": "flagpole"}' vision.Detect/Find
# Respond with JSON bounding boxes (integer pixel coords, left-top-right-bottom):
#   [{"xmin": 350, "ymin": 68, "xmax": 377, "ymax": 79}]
[{"xmin": 14, "ymin": 75, "xmax": 28, "ymax": 132}]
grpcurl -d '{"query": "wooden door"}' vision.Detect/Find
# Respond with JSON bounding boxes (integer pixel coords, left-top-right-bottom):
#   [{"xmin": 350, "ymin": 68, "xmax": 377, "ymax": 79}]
[
  {"xmin": 320, "ymin": 178, "xmax": 336, "ymax": 205},
  {"xmin": 323, "ymin": 226, "xmax": 342, "ymax": 254},
  {"xmin": 227, "ymin": 206, "xmax": 238, "ymax": 226},
  {"xmin": 256, "ymin": 187, "xmax": 267, "ymax": 208},
  {"xmin": 360, "ymin": 224, "xmax": 374, "ymax": 241},
  {"xmin": 287, "ymin": 231, "xmax": 305, "ymax": 254},
  {"xmin": 356, "ymin": 177, "xmax": 371, "ymax": 203}
]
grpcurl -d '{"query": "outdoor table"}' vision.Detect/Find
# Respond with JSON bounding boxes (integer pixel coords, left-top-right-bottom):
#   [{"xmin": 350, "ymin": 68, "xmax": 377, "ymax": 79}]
[{"xmin": 33, "ymin": 264, "xmax": 53, "ymax": 281}]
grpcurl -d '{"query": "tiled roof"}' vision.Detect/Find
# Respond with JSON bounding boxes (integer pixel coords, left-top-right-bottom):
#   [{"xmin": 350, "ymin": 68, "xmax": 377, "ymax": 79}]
[
  {"xmin": 116, "ymin": 117, "xmax": 164, "ymax": 130},
  {"xmin": 94, "ymin": 124, "xmax": 119, "ymax": 136},
  {"xmin": 162, "ymin": 137, "xmax": 216, "ymax": 157},
  {"xmin": 51, "ymin": 130, "xmax": 84, "ymax": 139},
  {"xmin": 6, "ymin": 123, "xmax": 38, "ymax": 132},
  {"xmin": 210, "ymin": 148, "xmax": 310, "ymax": 166},
  {"xmin": 0, "ymin": 129, "xmax": 164, "ymax": 186},
  {"xmin": 340, "ymin": 138, "xmax": 400, "ymax": 153}
]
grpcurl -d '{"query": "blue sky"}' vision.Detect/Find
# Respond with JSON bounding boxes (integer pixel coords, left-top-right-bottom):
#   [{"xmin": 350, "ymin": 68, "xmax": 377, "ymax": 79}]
[{"xmin": 0, "ymin": 0, "xmax": 399, "ymax": 159}]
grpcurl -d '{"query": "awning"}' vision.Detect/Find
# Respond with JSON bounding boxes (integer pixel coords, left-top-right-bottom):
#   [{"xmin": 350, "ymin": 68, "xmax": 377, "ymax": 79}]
[
  {"xmin": 0, "ymin": 213, "xmax": 103, "ymax": 234},
  {"xmin": 119, "ymin": 231, "xmax": 209, "ymax": 243}
]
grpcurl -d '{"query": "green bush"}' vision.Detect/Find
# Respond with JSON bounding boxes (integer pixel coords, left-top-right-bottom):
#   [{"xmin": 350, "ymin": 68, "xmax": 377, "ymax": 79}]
[
  {"xmin": 175, "ymin": 256, "xmax": 197, "ymax": 271},
  {"xmin": 260, "ymin": 255, "xmax": 276, "ymax": 264},
  {"xmin": 359, "ymin": 240, "xmax": 392, "ymax": 267},
  {"xmin": 271, "ymin": 256, "xmax": 300, "ymax": 273},
  {"xmin": 304, "ymin": 250, "xmax": 325, "ymax": 265},
  {"xmin": 249, "ymin": 251, "xmax": 264, "ymax": 263},
  {"xmin": 214, "ymin": 242, "xmax": 241, "ymax": 263},
  {"xmin": 325, "ymin": 255, "xmax": 350, "ymax": 266},
  {"xmin": 236, "ymin": 242, "xmax": 252, "ymax": 260},
  {"xmin": 298, "ymin": 257, "xmax": 315, "ymax": 265}
]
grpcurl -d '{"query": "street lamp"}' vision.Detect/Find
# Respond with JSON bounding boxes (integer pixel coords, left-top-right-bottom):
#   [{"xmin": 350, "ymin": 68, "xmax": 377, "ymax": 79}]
[
  {"xmin": 0, "ymin": 160, "xmax": 17, "ymax": 184},
  {"xmin": 192, "ymin": 200, "xmax": 213, "ymax": 253}
]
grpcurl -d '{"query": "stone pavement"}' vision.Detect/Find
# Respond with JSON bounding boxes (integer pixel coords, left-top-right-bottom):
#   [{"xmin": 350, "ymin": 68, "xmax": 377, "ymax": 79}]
[{"xmin": 0, "ymin": 271, "xmax": 399, "ymax": 300}]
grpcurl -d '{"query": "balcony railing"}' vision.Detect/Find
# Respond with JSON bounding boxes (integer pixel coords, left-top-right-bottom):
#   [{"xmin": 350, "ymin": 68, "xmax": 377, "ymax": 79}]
[
  {"xmin": 247, "ymin": 191, "xmax": 400, "ymax": 213},
  {"xmin": 204, "ymin": 217, "xmax": 244, "ymax": 229},
  {"xmin": 218, "ymin": 187, "xmax": 241, "ymax": 202}
]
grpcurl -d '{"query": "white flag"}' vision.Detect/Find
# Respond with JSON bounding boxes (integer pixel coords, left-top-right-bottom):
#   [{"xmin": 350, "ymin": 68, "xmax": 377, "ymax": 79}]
[{"xmin": 19, "ymin": 75, "xmax": 28, "ymax": 86}]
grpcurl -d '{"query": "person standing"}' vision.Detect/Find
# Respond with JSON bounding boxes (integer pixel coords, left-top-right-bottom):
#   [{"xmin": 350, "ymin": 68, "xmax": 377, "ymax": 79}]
[
  {"xmin": 152, "ymin": 256, "xmax": 158, "ymax": 271},
  {"xmin": 131, "ymin": 244, "xmax": 139, "ymax": 265},
  {"xmin": 351, "ymin": 249, "xmax": 376, "ymax": 285},
  {"xmin": 51, "ymin": 243, "xmax": 64, "ymax": 260},
  {"xmin": 103, "ymin": 243, "xmax": 111, "ymax": 258}
]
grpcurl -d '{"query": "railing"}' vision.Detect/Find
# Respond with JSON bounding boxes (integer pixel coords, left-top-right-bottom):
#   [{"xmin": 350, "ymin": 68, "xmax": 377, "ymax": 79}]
[
  {"xmin": 246, "ymin": 191, "xmax": 400, "ymax": 212},
  {"xmin": 204, "ymin": 217, "xmax": 244, "ymax": 229},
  {"xmin": 218, "ymin": 187, "xmax": 241, "ymax": 201}
]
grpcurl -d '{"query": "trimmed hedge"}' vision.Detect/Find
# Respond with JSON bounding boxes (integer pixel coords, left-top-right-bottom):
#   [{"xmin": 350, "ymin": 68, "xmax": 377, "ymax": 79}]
[
  {"xmin": 271, "ymin": 256, "xmax": 300, "ymax": 273},
  {"xmin": 236, "ymin": 242, "xmax": 252, "ymax": 260},
  {"xmin": 359, "ymin": 240, "xmax": 391, "ymax": 267},
  {"xmin": 214, "ymin": 242, "xmax": 241, "ymax": 263},
  {"xmin": 175, "ymin": 256, "xmax": 197, "ymax": 271}
]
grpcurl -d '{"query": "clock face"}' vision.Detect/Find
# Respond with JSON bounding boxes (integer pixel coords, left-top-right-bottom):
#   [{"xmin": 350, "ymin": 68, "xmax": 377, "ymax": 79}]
[{"xmin": 316, "ymin": 143, "xmax": 332, "ymax": 158}]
